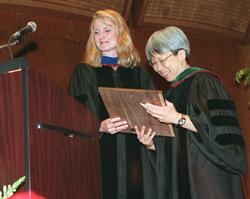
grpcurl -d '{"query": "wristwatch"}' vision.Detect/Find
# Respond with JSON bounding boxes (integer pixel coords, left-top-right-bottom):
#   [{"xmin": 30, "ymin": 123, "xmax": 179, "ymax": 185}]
[{"xmin": 177, "ymin": 114, "xmax": 186, "ymax": 126}]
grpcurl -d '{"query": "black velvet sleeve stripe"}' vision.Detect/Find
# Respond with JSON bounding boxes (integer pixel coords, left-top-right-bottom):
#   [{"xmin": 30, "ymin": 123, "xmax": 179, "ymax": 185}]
[
  {"xmin": 210, "ymin": 116, "xmax": 239, "ymax": 127},
  {"xmin": 207, "ymin": 99, "xmax": 236, "ymax": 111},
  {"xmin": 215, "ymin": 134, "xmax": 245, "ymax": 145}
]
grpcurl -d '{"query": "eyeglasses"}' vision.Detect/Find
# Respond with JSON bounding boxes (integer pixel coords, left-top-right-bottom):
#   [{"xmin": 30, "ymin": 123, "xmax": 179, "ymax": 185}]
[{"xmin": 149, "ymin": 53, "xmax": 174, "ymax": 68}]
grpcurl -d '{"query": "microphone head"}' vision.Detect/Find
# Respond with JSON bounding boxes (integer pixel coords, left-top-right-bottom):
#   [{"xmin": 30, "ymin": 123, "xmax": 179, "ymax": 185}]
[
  {"xmin": 27, "ymin": 21, "xmax": 37, "ymax": 32},
  {"xmin": 11, "ymin": 21, "xmax": 37, "ymax": 41}
]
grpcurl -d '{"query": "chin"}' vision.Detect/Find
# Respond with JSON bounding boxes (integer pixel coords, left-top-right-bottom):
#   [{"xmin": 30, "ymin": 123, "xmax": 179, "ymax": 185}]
[{"xmin": 163, "ymin": 75, "xmax": 172, "ymax": 82}]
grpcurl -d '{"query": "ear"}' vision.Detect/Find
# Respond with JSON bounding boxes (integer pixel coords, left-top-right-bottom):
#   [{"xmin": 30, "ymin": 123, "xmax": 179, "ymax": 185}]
[{"xmin": 177, "ymin": 49, "xmax": 187, "ymax": 60}]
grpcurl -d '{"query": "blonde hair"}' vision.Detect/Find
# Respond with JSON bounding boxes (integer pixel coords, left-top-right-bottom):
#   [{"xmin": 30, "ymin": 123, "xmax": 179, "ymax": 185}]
[{"xmin": 83, "ymin": 9, "xmax": 140, "ymax": 67}]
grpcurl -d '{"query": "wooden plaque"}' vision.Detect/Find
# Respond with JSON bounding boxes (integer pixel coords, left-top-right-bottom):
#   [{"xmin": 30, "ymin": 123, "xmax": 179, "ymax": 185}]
[{"xmin": 98, "ymin": 87, "xmax": 175, "ymax": 137}]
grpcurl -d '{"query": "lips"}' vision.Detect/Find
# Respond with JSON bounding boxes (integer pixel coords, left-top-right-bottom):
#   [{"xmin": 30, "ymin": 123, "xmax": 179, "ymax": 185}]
[
  {"xmin": 100, "ymin": 40, "xmax": 109, "ymax": 44},
  {"xmin": 161, "ymin": 70, "xmax": 170, "ymax": 76}
]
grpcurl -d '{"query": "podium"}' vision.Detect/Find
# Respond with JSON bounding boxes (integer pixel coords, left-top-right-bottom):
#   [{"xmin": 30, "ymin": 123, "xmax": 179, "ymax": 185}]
[{"xmin": 0, "ymin": 57, "xmax": 101, "ymax": 199}]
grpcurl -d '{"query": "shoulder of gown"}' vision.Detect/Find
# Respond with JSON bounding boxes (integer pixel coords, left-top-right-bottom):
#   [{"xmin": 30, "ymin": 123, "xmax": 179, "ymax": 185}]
[
  {"xmin": 187, "ymin": 72, "xmax": 247, "ymax": 174},
  {"xmin": 131, "ymin": 66, "xmax": 155, "ymax": 89},
  {"xmin": 68, "ymin": 63, "xmax": 97, "ymax": 97}
]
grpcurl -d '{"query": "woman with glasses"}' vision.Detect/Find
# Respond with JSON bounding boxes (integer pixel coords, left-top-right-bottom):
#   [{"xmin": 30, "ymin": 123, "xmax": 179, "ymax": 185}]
[{"xmin": 135, "ymin": 26, "xmax": 247, "ymax": 199}]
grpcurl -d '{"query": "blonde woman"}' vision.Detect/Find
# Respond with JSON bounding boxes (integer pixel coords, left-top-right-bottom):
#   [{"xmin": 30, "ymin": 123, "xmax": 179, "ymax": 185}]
[{"xmin": 68, "ymin": 9, "xmax": 154, "ymax": 199}]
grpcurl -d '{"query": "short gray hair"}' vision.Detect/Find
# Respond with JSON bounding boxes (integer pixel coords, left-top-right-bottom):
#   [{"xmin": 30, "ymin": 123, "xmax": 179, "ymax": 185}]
[{"xmin": 145, "ymin": 26, "xmax": 190, "ymax": 60}]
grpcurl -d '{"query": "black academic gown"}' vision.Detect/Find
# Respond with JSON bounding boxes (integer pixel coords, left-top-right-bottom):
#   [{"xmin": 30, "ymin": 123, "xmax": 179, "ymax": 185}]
[
  {"xmin": 68, "ymin": 63, "xmax": 155, "ymax": 199},
  {"xmin": 143, "ymin": 70, "xmax": 247, "ymax": 199}
]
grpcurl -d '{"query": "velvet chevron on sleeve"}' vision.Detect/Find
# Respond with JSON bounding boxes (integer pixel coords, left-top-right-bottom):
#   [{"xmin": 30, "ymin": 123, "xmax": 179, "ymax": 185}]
[{"xmin": 188, "ymin": 72, "xmax": 246, "ymax": 174}]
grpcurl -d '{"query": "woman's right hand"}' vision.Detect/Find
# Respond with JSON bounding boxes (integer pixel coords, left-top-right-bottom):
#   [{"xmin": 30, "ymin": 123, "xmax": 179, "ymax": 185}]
[
  {"xmin": 99, "ymin": 117, "xmax": 128, "ymax": 134},
  {"xmin": 135, "ymin": 126, "xmax": 156, "ymax": 150}
]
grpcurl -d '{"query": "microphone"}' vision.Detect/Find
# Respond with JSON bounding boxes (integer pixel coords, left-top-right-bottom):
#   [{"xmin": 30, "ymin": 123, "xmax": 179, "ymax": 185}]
[{"xmin": 12, "ymin": 21, "xmax": 37, "ymax": 39}]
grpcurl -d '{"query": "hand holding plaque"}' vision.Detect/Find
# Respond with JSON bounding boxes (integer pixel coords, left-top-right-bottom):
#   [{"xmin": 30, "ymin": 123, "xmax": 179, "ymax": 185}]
[{"xmin": 98, "ymin": 87, "xmax": 175, "ymax": 137}]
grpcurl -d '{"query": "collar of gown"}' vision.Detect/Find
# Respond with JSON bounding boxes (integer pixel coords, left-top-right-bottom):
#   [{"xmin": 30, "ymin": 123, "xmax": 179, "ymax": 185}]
[{"xmin": 170, "ymin": 67, "xmax": 207, "ymax": 88}]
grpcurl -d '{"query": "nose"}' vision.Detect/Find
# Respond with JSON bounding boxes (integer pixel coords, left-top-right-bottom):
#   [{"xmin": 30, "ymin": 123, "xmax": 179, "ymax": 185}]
[
  {"xmin": 98, "ymin": 32, "xmax": 104, "ymax": 40},
  {"xmin": 153, "ymin": 62, "xmax": 164, "ymax": 72},
  {"xmin": 99, "ymin": 31, "xmax": 108, "ymax": 40}
]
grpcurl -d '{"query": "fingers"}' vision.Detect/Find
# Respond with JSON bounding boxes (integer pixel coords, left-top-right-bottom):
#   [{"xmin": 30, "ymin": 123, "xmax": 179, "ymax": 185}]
[
  {"xmin": 144, "ymin": 104, "xmax": 168, "ymax": 122},
  {"xmin": 110, "ymin": 117, "xmax": 122, "ymax": 123},
  {"xmin": 102, "ymin": 117, "xmax": 128, "ymax": 134},
  {"xmin": 145, "ymin": 104, "xmax": 161, "ymax": 115},
  {"xmin": 135, "ymin": 126, "xmax": 156, "ymax": 147},
  {"xmin": 111, "ymin": 122, "xmax": 129, "ymax": 134},
  {"xmin": 146, "ymin": 108, "xmax": 163, "ymax": 121},
  {"xmin": 135, "ymin": 126, "xmax": 146, "ymax": 140}
]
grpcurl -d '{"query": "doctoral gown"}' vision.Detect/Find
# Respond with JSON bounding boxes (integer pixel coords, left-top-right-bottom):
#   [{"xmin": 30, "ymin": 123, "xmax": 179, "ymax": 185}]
[
  {"xmin": 143, "ymin": 67, "xmax": 247, "ymax": 199},
  {"xmin": 68, "ymin": 63, "xmax": 155, "ymax": 199}
]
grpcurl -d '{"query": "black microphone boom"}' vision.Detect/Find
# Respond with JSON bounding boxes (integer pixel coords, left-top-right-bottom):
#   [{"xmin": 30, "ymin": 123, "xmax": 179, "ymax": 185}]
[{"xmin": 12, "ymin": 21, "xmax": 37, "ymax": 39}]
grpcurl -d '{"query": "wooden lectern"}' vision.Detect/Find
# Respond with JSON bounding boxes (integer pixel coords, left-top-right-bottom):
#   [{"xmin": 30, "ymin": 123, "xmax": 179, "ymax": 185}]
[{"xmin": 0, "ymin": 57, "xmax": 101, "ymax": 199}]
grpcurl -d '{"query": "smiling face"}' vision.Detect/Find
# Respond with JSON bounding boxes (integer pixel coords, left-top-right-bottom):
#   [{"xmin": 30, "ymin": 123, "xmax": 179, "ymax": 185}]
[
  {"xmin": 150, "ymin": 49, "xmax": 188, "ymax": 82},
  {"xmin": 92, "ymin": 18, "xmax": 119, "ymax": 57}
]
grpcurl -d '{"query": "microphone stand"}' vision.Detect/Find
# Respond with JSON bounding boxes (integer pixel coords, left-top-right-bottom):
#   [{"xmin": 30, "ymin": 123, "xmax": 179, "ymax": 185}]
[
  {"xmin": 0, "ymin": 35, "xmax": 21, "ymax": 60},
  {"xmin": 0, "ymin": 40, "xmax": 19, "ymax": 50}
]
